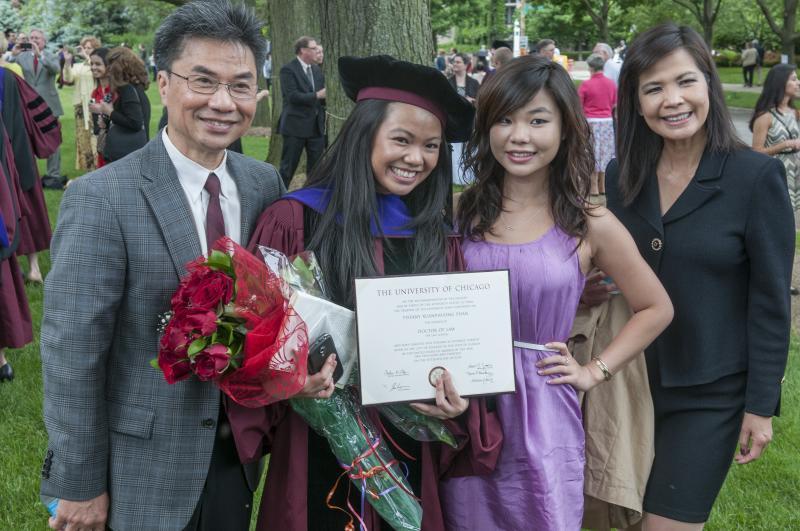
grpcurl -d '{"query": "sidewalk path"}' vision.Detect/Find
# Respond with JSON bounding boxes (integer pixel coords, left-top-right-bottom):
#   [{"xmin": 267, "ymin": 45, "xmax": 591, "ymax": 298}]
[{"xmin": 722, "ymin": 83, "xmax": 763, "ymax": 94}]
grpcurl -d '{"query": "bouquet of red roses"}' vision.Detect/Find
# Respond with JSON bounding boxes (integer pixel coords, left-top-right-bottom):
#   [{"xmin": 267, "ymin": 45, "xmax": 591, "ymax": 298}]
[{"xmin": 154, "ymin": 237, "xmax": 309, "ymax": 407}]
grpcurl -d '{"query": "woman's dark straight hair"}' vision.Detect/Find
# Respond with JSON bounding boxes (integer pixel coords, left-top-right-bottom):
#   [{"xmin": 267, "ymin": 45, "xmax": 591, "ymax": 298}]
[
  {"xmin": 456, "ymin": 55, "xmax": 594, "ymax": 243},
  {"xmin": 615, "ymin": 23, "xmax": 744, "ymax": 205},
  {"xmin": 749, "ymin": 64, "xmax": 798, "ymax": 131},
  {"xmin": 304, "ymin": 99, "xmax": 452, "ymax": 307}
]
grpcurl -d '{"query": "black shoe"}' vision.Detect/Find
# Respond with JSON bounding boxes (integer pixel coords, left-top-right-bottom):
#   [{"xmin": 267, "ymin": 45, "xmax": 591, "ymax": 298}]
[
  {"xmin": 791, "ymin": 287, "xmax": 799, "ymax": 296},
  {"xmin": 41, "ymin": 175, "xmax": 66, "ymax": 190},
  {"xmin": 0, "ymin": 362, "xmax": 13, "ymax": 382}
]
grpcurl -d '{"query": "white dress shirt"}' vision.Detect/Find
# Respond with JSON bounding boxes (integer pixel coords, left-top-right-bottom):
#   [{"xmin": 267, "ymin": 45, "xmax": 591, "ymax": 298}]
[
  {"xmin": 162, "ymin": 129, "xmax": 241, "ymax": 255},
  {"xmin": 603, "ymin": 59, "xmax": 621, "ymax": 86}
]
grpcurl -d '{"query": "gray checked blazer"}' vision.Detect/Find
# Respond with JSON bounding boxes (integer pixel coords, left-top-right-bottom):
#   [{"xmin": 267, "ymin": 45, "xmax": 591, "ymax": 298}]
[
  {"xmin": 40, "ymin": 134, "xmax": 284, "ymax": 529},
  {"xmin": 10, "ymin": 50, "xmax": 63, "ymax": 116}
]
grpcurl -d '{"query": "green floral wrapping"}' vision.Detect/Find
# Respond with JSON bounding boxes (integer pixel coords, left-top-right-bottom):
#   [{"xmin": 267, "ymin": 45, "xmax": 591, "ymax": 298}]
[
  {"xmin": 290, "ymin": 389, "xmax": 422, "ymax": 530},
  {"xmin": 378, "ymin": 403, "xmax": 458, "ymax": 448}
]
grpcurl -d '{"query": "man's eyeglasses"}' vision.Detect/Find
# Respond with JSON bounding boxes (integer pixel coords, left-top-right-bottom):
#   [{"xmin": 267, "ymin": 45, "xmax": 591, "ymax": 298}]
[{"xmin": 168, "ymin": 71, "xmax": 257, "ymax": 101}]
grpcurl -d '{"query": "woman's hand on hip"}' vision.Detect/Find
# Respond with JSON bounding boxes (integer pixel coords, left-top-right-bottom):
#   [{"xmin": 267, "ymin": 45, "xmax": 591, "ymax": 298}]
[{"xmin": 537, "ymin": 342, "xmax": 604, "ymax": 392}]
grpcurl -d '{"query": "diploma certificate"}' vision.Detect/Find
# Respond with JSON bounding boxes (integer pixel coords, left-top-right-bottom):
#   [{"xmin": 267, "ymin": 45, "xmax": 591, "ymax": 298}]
[{"xmin": 355, "ymin": 270, "xmax": 515, "ymax": 406}]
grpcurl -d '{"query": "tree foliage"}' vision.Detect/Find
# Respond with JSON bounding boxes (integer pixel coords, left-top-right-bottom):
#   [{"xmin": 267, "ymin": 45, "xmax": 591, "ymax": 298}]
[
  {"xmin": 0, "ymin": 2, "xmax": 24, "ymax": 34},
  {"xmin": 431, "ymin": 0, "xmax": 508, "ymax": 46},
  {"xmin": 430, "ymin": 0, "xmax": 799, "ymax": 55},
  {"xmin": 668, "ymin": 0, "xmax": 723, "ymax": 45},
  {"xmin": 13, "ymin": 0, "xmax": 173, "ymax": 46},
  {"xmin": 754, "ymin": 0, "xmax": 799, "ymax": 62}
]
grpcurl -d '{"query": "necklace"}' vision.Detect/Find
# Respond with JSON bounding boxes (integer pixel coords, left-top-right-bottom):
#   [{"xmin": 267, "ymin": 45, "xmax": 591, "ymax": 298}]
[{"xmin": 499, "ymin": 205, "xmax": 544, "ymax": 231}]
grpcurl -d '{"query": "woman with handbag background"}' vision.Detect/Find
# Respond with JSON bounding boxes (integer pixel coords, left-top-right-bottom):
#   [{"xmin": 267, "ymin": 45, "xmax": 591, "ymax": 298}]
[{"xmin": 89, "ymin": 46, "xmax": 151, "ymax": 163}]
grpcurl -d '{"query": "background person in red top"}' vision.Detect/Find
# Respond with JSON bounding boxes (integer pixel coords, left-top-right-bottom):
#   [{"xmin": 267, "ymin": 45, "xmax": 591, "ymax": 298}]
[{"xmin": 579, "ymin": 53, "xmax": 617, "ymax": 196}]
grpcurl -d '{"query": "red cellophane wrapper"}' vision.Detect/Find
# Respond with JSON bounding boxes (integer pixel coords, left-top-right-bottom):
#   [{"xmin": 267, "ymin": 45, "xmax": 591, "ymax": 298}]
[{"xmin": 211, "ymin": 238, "xmax": 309, "ymax": 407}]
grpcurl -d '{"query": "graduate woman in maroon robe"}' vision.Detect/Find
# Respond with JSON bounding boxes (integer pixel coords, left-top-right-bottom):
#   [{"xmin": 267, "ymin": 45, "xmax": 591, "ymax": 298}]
[
  {"xmin": 228, "ymin": 55, "xmax": 502, "ymax": 530},
  {"xmin": 0, "ymin": 113, "xmax": 34, "ymax": 381},
  {"xmin": 0, "ymin": 68, "xmax": 61, "ymax": 284}
]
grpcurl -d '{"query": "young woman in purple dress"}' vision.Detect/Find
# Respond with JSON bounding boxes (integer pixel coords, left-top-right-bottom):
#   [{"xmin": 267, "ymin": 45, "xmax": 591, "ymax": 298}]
[{"xmin": 440, "ymin": 55, "xmax": 674, "ymax": 530}]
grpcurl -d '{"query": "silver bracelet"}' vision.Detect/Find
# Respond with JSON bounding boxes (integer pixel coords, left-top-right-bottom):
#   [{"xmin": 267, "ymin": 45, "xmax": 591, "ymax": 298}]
[{"xmin": 592, "ymin": 357, "xmax": 613, "ymax": 381}]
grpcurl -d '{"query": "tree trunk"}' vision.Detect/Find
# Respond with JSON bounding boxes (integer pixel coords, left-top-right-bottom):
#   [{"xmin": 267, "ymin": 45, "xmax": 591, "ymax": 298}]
[
  {"xmin": 703, "ymin": 0, "xmax": 714, "ymax": 47},
  {"xmin": 317, "ymin": 0, "xmax": 434, "ymax": 141},
  {"xmin": 243, "ymin": 0, "xmax": 271, "ymax": 128},
  {"xmin": 703, "ymin": 22, "xmax": 713, "ymax": 47},
  {"xmin": 781, "ymin": 0, "xmax": 798, "ymax": 63},
  {"xmin": 265, "ymin": 0, "xmax": 321, "ymax": 167},
  {"xmin": 670, "ymin": 0, "xmax": 720, "ymax": 47},
  {"xmin": 582, "ymin": 0, "xmax": 611, "ymax": 45}
]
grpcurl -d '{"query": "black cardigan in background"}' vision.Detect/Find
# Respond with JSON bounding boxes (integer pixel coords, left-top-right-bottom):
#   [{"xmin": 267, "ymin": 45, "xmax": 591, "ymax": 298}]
[
  {"xmin": 447, "ymin": 74, "xmax": 480, "ymax": 100},
  {"xmin": 110, "ymin": 84, "xmax": 151, "ymax": 140}
]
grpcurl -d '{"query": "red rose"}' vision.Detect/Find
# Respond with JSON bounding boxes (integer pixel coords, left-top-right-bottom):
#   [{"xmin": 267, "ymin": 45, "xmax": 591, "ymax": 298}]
[
  {"xmin": 172, "ymin": 268, "xmax": 234, "ymax": 311},
  {"xmin": 158, "ymin": 324, "xmax": 192, "ymax": 384},
  {"xmin": 193, "ymin": 344, "xmax": 231, "ymax": 381},
  {"xmin": 172, "ymin": 307, "xmax": 218, "ymax": 336}
]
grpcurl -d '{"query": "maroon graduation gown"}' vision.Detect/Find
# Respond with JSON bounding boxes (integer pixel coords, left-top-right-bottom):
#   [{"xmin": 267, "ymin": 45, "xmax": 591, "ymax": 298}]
[
  {"xmin": 0, "ymin": 124, "xmax": 33, "ymax": 349},
  {"xmin": 1, "ymin": 68, "xmax": 60, "ymax": 255},
  {"xmin": 228, "ymin": 198, "xmax": 503, "ymax": 531}
]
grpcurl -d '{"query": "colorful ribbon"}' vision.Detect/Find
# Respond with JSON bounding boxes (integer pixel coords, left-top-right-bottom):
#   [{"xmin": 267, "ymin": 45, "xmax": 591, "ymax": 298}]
[{"xmin": 326, "ymin": 412, "xmax": 420, "ymax": 531}]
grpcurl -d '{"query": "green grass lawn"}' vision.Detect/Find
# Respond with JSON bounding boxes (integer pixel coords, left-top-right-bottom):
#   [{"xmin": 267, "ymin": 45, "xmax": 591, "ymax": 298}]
[
  {"xmin": 716, "ymin": 65, "xmax": 777, "ymax": 86},
  {"xmin": 2, "ymin": 76, "xmax": 799, "ymax": 531}
]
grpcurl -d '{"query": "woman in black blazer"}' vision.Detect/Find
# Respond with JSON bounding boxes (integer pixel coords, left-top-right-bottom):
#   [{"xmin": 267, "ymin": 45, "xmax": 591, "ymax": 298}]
[
  {"xmin": 447, "ymin": 53, "xmax": 480, "ymax": 185},
  {"xmin": 446, "ymin": 53, "xmax": 480, "ymax": 104},
  {"xmin": 90, "ymin": 47, "xmax": 151, "ymax": 162},
  {"xmin": 604, "ymin": 24, "xmax": 793, "ymax": 529}
]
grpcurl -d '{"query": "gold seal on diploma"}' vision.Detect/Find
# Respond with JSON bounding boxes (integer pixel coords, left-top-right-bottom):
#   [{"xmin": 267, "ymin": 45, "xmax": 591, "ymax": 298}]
[{"xmin": 429, "ymin": 366, "xmax": 446, "ymax": 387}]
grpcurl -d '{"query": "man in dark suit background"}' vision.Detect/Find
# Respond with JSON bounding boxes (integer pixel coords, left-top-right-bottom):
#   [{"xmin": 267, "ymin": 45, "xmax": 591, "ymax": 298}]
[{"xmin": 277, "ymin": 35, "xmax": 325, "ymax": 188}]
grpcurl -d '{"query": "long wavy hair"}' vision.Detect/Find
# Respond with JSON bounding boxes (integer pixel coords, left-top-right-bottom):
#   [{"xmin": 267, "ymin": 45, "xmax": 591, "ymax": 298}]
[
  {"xmin": 456, "ymin": 55, "xmax": 594, "ymax": 242},
  {"xmin": 615, "ymin": 23, "xmax": 743, "ymax": 205},
  {"xmin": 107, "ymin": 46, "xmax": 150, "ymax": 91},
  {"xmin": 304, "ymin": 99, "xmax": 453, "ymax": 307},
  {"xmin": 749, "ymin": 63, "xmax": 798, "ymax": 131}
]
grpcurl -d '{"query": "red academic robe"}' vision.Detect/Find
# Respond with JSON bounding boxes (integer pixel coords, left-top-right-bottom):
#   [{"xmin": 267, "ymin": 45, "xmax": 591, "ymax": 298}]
[
  {"xmin": 1, "ymin": 68, "xmax": 61, "ymax": 255},
  {"xmin": 228, "ymin": 198, "xmax": 503, "ymax": 531},
  {"xmin": 0, "ymin": 120, "xmax": 33, "ymax": 349}
]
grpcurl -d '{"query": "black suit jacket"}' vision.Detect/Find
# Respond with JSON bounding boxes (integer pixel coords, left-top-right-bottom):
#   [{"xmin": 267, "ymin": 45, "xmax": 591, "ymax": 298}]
[
  {"xmin": 447, "ymin": 74, "xmax": 480, "ymax": 100},
  {"xmin": 277, "ymin": 58, "xmax": 325, "ymax": 138},
  {"xmin": 606, "ymin": 149, "xmax": 793, "ymax": 416}
]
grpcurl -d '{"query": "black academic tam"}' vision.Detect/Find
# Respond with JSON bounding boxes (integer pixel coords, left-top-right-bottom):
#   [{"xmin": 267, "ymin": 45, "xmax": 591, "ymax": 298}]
[{"xmin": 338, "ymin": 55, "xmax": 475, "ymax": 143}]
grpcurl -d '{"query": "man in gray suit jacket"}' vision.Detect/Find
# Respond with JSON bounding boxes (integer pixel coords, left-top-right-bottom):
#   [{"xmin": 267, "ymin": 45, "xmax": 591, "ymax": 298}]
[
  {"xmin": 9, "ymin": 28, "xmax": 64, "ymax": 186},
  {"xmin": 40, "ymin": 3, "xmax": 283, "ymax": 529}
]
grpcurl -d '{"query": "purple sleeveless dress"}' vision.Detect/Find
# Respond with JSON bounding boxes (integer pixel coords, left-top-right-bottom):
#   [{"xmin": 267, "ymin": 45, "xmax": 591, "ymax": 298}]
[{"xmin": 441, "ymin": 226, "xmax": 586, "ymax": 530}]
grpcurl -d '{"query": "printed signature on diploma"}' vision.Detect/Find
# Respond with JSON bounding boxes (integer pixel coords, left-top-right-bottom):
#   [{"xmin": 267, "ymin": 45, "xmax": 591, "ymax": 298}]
[
  {"xmin": 384, "ymin": 369, "xmax": 409, "ymax": 378},
  {"xmin": 384, "ymin": 382, "xmax": 412, "ymax": 392},
  {"xmin": 467, "ymin": 362, "xmax": 494, "ymax": 378}
]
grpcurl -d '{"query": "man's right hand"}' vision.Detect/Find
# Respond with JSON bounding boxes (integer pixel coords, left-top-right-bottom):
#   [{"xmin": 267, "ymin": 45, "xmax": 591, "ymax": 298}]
[
  {"xmin": 49, "ymin": 492, "xmax": 108, "ymax": 531},
  {"xmin": 295, "ymin": 354, "xmax": 337, "ymax": 398},
  {"xmin": 316, "ymin": 87, "xmax": 326, "ymax": 99}
]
